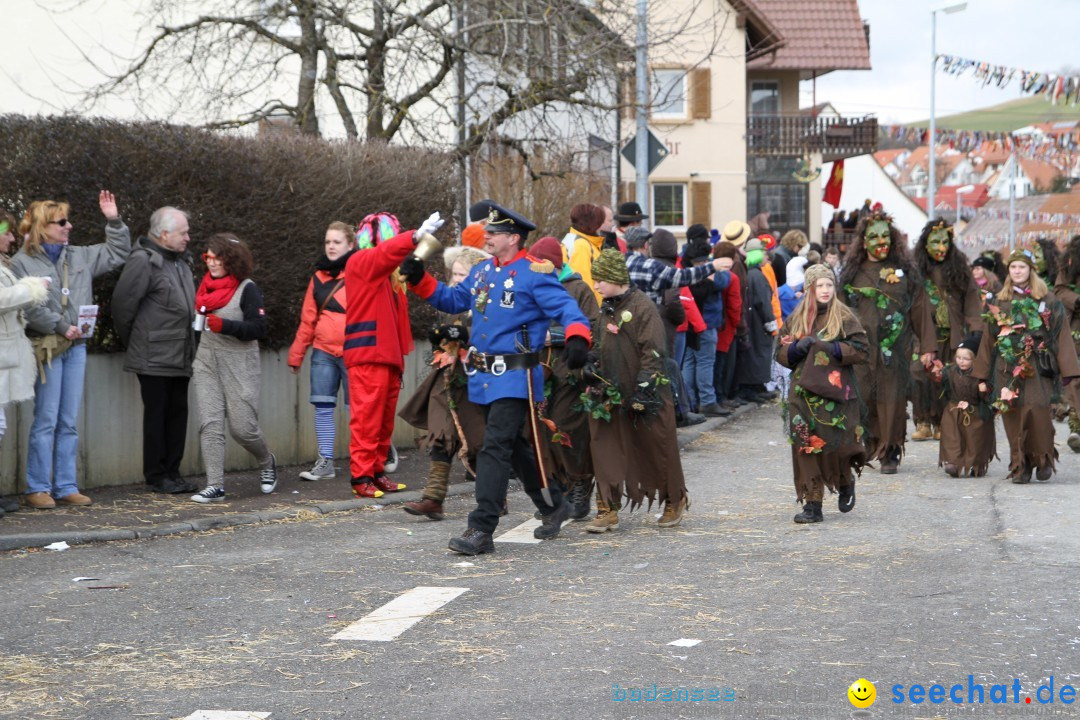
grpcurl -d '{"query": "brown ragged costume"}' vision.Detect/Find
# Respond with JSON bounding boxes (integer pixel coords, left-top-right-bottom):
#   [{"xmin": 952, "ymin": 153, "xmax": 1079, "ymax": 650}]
[
  {"xmin": 843, "ymin": 263, "xmax": 936, "ymax": 461},
  {"xmin": 972, "ymin": 293, "xmax": 1080, "ymax": 477},
  {"xmin": 588, "ymin": 288, "xmax": 686, "ymax": 510},
  {"xmin": 776, "ymin": 307, "xmax": 869, "ymax": 503},
  {"xmin": 1053, "ymin": 263, "xmax": 1080, "ymax": 431},
  {"xmin": 536, "ymin": 274, "xmax": 600, "ymax": 492},
  {"xmin": 937, "ymin": 365, "xmax": 995, "ymax": 476},
  {"xmin": 398, "ymin": 313, "xmax": 486, "ymax": 466},
  {"xmin": 912, "ymin": 264, "xmax": 985, "ymax": 425}
]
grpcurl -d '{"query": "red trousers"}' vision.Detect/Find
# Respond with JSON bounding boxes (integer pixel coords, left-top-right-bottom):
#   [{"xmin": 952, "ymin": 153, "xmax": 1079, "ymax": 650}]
[{"xmin": 347, "ymin": 363, "xmax": 401, "ymax": 480}]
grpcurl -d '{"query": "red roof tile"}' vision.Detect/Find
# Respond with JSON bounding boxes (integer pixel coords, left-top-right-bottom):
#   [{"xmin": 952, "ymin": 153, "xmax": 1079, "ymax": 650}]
[
  {"xmin": 912, "ymin": 184, "xmax": 990, "ymax": 212},
  {"xmin": 747, "ymin": 0, "xmax": 871, "ymax": 74}
]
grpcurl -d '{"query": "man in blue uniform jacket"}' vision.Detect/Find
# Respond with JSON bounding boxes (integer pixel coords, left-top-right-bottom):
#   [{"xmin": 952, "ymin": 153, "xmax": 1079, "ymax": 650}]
[{"xmin": 401, "ymin": 204, "xmax": 592, "ymax": 555}]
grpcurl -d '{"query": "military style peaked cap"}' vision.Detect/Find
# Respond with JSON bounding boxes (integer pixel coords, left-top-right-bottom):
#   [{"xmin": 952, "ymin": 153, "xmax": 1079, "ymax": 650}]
[{"xmin": 484, "ymin": 203, "xmax": 537, "ymax": 237}]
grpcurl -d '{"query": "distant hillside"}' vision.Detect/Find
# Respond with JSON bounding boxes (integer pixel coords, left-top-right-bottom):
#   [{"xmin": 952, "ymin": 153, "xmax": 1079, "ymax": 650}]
[{"xmin": 910, "ymin": 96, "xmax": 1080, "ymax": 132}]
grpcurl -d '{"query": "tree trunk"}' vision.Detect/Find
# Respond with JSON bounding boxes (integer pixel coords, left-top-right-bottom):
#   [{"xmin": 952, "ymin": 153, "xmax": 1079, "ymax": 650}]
[
  {"xmin": 295, "ymin": 0, "xmax": 320, "ymax": 136},
  {"xmin": 365, "ymin": 1, "xmax": 387, "ymax": 141}
]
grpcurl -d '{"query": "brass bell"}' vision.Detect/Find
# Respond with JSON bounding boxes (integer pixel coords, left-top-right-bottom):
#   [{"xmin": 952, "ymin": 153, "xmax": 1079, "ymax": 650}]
[{"xmin": 412, "ymin": 232, "xmax": 444, "ymax": 262}]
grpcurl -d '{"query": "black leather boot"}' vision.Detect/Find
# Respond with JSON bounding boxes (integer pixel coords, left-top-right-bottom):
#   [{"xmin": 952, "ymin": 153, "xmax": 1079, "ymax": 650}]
[
  {"xmin": 534, "ymin": 500, "xmax": 570, "ymax": 539},
  {"xmin": 794, "ymin": 501, "xmax": 824, "ymax": 524},
  {"xmin": 448, "ymin": 527, "xmax": 495, "ymax": 555},
  {"xmin": 567, "ymin": 482, "xmax": 592, "ymax": 520},
  {"xmin": 880, "ymin": 448, "xmax": 901, "ymax": 474},
  {"xmin": 838, "ymin": 480, "xmax": 856, "ymax": 513}
]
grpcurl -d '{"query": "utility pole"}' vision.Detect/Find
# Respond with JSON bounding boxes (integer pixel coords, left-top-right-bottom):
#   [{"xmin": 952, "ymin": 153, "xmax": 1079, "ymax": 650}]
[
  {"xmin": 1008, "ymin": 149, "xmax": 1017, "ymax": 252},
  {"xmin": 635, "ymin": 0, "xmax": 648, "ymax": 214}
]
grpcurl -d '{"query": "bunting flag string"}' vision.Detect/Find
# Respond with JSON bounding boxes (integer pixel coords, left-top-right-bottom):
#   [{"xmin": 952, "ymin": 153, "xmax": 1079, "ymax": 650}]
[
  {"xmin": 975, "ymin": 207, "xmax": 1080, "ymax": 225},
  {"xmin": 879, "ymin": 124, "xmax": 1078, "ymax": 163},
  {"xmin": 936, "ymin": 54, "xmax": 1080, "ymax": 106}
]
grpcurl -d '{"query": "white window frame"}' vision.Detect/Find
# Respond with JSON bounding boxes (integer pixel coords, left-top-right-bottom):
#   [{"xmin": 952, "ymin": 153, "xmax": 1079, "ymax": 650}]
[
  {"xmin": 651, "ymin": 68, "xmax": 687, "ymax": 120},
  {"xmin": 652, "ymin": 182, "xmax": 688, "ymax": 231}
]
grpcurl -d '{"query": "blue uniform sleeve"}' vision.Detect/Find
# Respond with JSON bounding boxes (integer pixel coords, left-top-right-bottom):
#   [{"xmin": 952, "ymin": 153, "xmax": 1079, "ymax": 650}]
[
  {"xmin": 424, "ymin": 264, "xmax": 482, "ymax": 315},
  {"xmin": 531, "ymin": 272, "xmax": 590, "ymax": 340}
]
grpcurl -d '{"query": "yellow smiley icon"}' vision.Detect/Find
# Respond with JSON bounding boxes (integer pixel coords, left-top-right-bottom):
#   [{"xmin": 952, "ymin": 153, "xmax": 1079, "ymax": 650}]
[{"xmin": 848, "ymin": 678, "xmax": 876, "ymax": 708}]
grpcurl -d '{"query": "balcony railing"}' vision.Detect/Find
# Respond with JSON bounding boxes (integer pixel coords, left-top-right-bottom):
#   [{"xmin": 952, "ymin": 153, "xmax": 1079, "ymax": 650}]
[{"xmin": 748, "ymin": 114, "xmax": 878, "ymax": 162}]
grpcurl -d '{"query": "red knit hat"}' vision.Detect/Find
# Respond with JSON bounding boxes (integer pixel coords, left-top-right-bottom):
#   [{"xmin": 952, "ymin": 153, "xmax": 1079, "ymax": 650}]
[
  {"xmin": 461, "ymin": 222, "xmax": 487, "ymax": 249},
  {"xmin": 759, "ymin": 233, "xmax": 777, "ymax": 251},
  {"xmin": 529, "ymin": 236, "xmax": 564, "ymax": 270}
]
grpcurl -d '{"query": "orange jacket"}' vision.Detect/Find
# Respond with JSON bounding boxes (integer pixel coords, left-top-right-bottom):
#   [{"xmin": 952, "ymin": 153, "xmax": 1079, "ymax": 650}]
[
  {"xmin": 760, "ymin": 262, "xmax": 782, "ymax": 335},
  {"xmin": 288, "ymin": 269, "xmax": 348, "ymax": 367}
]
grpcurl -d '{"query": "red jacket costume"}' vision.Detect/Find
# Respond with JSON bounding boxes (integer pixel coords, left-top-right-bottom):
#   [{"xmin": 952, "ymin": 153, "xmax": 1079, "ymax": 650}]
[
  {"xmin": 716, "ymin": 272, "xmax": 743, "ymax": 353},
  {"xmin": 343, "ymin": 230, "xmax": 416, "ymax": 370}
]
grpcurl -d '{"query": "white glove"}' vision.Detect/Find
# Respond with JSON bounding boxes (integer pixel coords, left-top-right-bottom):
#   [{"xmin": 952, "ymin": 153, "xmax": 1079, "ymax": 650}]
[
  {"xmin": 418, "ymin": 211, "xmax": 444, "ymax": 238},
  {"xmin": 764, "ymin": 320, "xmax": 779, "ymax": 333}
]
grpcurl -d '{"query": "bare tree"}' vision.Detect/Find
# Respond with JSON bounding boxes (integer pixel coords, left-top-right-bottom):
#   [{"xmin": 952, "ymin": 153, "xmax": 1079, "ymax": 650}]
[{"xmin": 73, "ymin": 0, "xmax": 729, "ymax": 166}]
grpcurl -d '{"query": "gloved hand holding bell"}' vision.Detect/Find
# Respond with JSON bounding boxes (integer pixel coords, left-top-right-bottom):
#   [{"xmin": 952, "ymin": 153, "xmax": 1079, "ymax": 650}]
[{"xmin": 413, "ymin": 211, "xmax": 446, "ymax": 262}]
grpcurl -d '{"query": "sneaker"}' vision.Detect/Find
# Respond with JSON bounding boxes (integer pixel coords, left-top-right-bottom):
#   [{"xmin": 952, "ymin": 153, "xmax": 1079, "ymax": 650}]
[
  {"xmin": 191, "ymin": 486, "xmax": 226, "ymax": 503},
  {"xmin": 300, "ymin": 456, "xmax": 335, "ymax": 481},
  {"xmin": 260, "ymin": 453, "xmax": 278, "ymax": 494},
  {"xmin": 373, "ymin": 474, "xmax": 405, "ymax": 493},
  {"xmin": 384, "ymin": 444, "xmax": 400, "ymax": 473},
  {"xmin": 352, "ymin": 478, "xmax": 384, "ymax": 498}
]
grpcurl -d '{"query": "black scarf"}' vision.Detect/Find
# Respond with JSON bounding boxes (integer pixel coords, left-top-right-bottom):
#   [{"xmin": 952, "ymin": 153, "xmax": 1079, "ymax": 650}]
[{"xmin": 315, "ymin": 248, "xmax": 356, "ymax": 277}]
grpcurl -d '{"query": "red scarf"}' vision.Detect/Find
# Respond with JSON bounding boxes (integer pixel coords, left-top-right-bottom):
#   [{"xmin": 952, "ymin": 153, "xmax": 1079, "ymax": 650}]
[{"xmin": 195, "ymin": 274, "xmax": 241, "ymax": 312}]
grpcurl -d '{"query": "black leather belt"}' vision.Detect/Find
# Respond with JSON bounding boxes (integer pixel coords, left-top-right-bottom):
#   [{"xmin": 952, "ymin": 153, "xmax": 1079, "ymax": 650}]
[{"xmin": 463, "ymin": 347, "xmax": 539, "ymax": 376}]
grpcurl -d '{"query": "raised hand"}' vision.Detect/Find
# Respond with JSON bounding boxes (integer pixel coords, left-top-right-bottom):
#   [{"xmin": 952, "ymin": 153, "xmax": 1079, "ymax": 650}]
[
  {"xmin": 99, "ymin": 190, "xmax": 119, "ymax": 220},
  {"xmin": 418, "ymin": 212, "xmax": 444, "ymax": 238}
]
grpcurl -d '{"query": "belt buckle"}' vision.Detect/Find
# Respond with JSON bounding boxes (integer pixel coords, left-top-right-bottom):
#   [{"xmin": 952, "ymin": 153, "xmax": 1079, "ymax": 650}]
[
  {"xmin": 463, "ymin": 346, "xmax": 479, "ymax": 376},
  {"xmin": 490, "ymin": 355, "xmax": 507, "ymax": 376}
]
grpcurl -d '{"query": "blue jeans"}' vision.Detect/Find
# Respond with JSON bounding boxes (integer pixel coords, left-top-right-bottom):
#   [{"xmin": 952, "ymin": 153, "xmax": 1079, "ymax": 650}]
[
  {"xmin": 682, "ymin": 328, "xmax": 718, "ymax": 409},
  {"xmin": 713, "ymin": 349, "xmax": 730, "ymax": 403},
  {"xmin": 309, "ymin": 348, "xmax": 349, "ymax": 406},
  {"xmin": 26, "ymin": 343, "xmax": 87, "ymax": 497}
]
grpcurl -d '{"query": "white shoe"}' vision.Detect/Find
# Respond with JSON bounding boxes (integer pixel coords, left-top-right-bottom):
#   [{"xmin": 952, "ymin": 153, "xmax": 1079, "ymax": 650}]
[
  {"xmin": 260, "ymin": 453, "xmax": 278, "ymax": 494},
  {"xmin": 384, "ymin": 444, "xmax": 399, "ymax": 474}
]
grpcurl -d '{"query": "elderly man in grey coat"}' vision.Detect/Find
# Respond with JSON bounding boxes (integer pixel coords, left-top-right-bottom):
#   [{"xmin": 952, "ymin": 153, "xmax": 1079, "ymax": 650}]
[{"xmin": 112, "ymin": 207, "xmax": 197, "ymax": 494}]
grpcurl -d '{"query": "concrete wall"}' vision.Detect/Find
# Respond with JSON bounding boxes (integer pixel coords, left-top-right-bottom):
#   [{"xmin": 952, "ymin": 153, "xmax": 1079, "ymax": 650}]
[{"xmin": 0, "ymin": 345, "xmax": 432, "ymax": 494}]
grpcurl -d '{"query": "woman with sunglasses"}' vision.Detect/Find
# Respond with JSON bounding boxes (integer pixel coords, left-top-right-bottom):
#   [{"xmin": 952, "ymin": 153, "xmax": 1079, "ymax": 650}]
[
  {"xmin": 0, "ymin": 213, "xmax": 50, "ymax": 517},
  {"xmin": 11, "ymin": 191, "xmax": 131, "ymax": 508},
  {"xmin": 190, "ymin": 234, "xmax": 277, "ymax": 503}
]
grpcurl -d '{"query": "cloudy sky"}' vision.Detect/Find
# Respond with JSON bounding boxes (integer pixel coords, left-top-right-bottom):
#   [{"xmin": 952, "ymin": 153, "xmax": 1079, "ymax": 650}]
[
  {"xmin": 804, "ymin": 0, "xmax": 1080, "ymax": 123},
  {"xmin": 4, "ymin": 0, "xmax": 1077, "ymax": 128}
]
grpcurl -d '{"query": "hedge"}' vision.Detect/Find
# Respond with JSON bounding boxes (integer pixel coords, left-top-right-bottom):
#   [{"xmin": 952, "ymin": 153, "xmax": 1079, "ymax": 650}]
[{"xmin": 0, "ymin": 115, "xmax": 459, "ymax": 349}]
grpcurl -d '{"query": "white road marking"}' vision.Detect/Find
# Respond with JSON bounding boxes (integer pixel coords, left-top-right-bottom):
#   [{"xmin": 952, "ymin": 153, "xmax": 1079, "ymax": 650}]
[
  {"xmin": 495, "ymin": 517, "xmax": 542, "ymax": 544},
  {"xmin": 668, "ymin": 638, "xmax": 702, "ymax": 647},
  {"xmin": 184, "ymin": 712, "xmax": 270, "ymax": 720},
  {"xmin": 332, "ymin": 586, "xmax": 469, "ymax": 642}
]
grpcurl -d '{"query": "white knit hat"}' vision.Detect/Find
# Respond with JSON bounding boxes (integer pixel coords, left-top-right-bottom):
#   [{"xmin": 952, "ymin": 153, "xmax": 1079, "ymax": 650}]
[{"xmin": 786, "ymin": 256, "xmax": 808, "ymax": 288}]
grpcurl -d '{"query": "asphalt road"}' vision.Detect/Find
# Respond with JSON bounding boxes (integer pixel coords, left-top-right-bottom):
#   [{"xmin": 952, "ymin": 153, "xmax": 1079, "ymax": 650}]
[{"xmin": 2, "ymin": 405, "xmax": 1079, "ymax": 720}]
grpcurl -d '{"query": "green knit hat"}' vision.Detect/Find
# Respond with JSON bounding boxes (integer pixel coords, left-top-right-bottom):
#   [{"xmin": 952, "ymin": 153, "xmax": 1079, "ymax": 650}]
[{"xmin": 592, "ymin": 248, "xmax": 630, "ymax": 285}]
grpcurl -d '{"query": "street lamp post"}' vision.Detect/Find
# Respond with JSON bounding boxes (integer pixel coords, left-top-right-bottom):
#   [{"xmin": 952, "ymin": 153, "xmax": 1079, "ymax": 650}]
[{"xmin": 928, "ymin": 1, "xmax": 968, "ymax": 222}]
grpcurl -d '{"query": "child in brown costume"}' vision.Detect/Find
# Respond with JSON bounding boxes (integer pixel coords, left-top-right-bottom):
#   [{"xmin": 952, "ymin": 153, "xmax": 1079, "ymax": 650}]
[
  {"xmin": 584, "ymin": 249, "xmax": 688, "ymax": 532},
  {"xmin": 777, "ymin": 263, "xmax": 869, "ymax": 524},
  {"xmin": 399, "ymin": 246, "xmax": 489, "ymax": 519},
  {"xmin": 938, "ymin": 334, "xmax": 995, "ymax": 477}
]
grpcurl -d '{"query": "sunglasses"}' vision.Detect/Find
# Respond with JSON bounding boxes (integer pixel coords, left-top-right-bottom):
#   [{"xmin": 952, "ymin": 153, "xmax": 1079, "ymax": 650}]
[
  {"xmin": 48, "ymin": 218, "xmax": 70, "ymax": 227},
  {"xmin": 202, "ymin": 252, "xmax": 223, "ymax": 264}
]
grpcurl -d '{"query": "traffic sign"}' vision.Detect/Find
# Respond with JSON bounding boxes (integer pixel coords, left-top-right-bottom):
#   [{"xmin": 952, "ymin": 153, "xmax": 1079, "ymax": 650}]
[{"xmin": 621, "ymin": 130, "xmax": 669, "ymax": 175}]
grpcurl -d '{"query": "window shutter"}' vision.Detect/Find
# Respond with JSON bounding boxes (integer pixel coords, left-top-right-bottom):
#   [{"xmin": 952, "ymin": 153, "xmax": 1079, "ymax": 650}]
[
  {"xmin": 691, "ymin": 181, "xmax": 711, "ymax": 226},
  {"xmin": 691, "ymin": 68, "xmax": 711, "ymax": 120}
]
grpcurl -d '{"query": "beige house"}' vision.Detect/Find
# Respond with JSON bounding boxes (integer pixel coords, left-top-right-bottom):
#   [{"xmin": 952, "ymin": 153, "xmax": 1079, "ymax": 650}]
[{"xmin": 619, "ymin": 0, "xmax": 875, "ymax": 244}]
